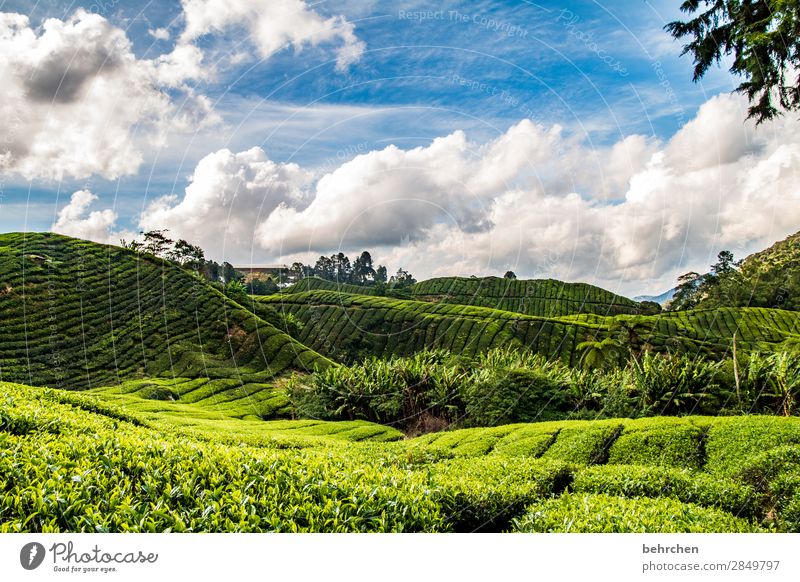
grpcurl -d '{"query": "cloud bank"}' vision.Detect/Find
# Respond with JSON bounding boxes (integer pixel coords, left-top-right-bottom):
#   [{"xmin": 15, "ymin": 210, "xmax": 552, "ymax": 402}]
[{"xmin": 55, "ymin": 93, "xmax": 800, "ymax": 295}]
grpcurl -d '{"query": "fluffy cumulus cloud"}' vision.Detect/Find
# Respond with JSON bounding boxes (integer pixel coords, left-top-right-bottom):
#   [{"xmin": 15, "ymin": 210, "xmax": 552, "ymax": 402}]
[
  {"xmin": 90, "ymin": 92, "xmax": 800, "ymax": 294},
  {"xmin": 179, "ymin": 0, "xmax": 365, "ymax": 71},
  {"xmin": 0, "ymin": 10, "xmax": 213, "ymax": 181},
  {"xmin": 51, "ymin": 190, "xmax": 135, "ymax": 244},
  {"xmin": 140, "ymin": 147, "xmax": 313, "ymax": 257},
  {"xmin": 0, "ymin": 1, "xmax": 364, "ymax": 182}
]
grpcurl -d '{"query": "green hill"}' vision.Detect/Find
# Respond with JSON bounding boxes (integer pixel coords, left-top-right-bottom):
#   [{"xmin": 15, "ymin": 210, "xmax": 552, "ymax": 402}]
[
  {"xmin": 258, "ymin": 290, "xmax": 800, "ymax": 364},
  {"xmin": 410, "ymin": 276, "xmax": 646, "ymax": 317},
  {"xmin": 737, "ymin": 230, "xmax": 800, "ymax": 310},
  {"xmin": 0, "ymin": 233, "xmax": 330, "ymax": 392},
  {"xmin": 284, "ymin": 277, "xmax": 383, "ymax": 295}
]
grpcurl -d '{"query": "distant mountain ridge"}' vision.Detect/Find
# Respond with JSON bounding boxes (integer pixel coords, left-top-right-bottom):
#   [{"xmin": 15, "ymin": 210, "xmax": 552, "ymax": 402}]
[{"xmin": 635, "ymin": 288, "xmax": 676, "ymax": 306}]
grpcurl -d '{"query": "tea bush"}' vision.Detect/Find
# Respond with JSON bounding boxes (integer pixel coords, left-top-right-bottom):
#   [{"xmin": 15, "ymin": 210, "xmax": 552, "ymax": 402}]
[
  {"xmin": 572, "ymin": 465, "xmax": 761, "ymax": 518},
  {"xmin": 512, "ymin": 494, "xmax": 764, "ymax": 533}
]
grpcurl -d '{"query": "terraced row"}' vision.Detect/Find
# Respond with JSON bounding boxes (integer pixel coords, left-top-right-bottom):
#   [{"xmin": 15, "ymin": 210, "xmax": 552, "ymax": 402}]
[
  {"xmin": 258, "ymin": 290, "xmax": 800, "ymax": 363},
  {"xmin": 410, "ymin": 276, "xmax": 645, "ymax": 317},
  {"xmin": 3, "ymin": 382, "xmax": 799, "ymax": 532}
]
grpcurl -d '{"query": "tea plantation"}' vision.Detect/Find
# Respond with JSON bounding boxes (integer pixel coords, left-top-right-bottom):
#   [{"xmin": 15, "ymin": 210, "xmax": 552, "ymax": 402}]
[
  {"xmin": 3, "ymin": 381, "xmax": 799, "ymax": 532},
  {"xmin": 258, "ymin": 290, "xmax": 800, "ymax": 364},
  {"xmin": 0, "ymin": 233, "xmax": 330, "ymax": 390},
  {"xmin": 3, "ymin": 234, "xmax": 800, "ymax": 533},
  {"xmin": 411, "ymin": 276, "xmax": 645, "ymax": 317}
]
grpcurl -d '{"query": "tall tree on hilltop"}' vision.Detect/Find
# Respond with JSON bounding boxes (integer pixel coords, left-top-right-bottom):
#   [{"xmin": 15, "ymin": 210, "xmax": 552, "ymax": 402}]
[{"xmin": 353, "ymin": 251, "xmax": 376, "ymax": 283}]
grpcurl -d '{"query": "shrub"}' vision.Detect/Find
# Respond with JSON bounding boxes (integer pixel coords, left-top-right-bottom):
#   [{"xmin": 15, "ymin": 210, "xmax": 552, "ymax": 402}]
[
  {"xmin": 573, "ymin": 465, "xmax": 762, "ymax": 518},
  {"xmin": 739, "ymin": 445, "xmax": 800, "ymax": 531},
  {"xmin": 607, "ymin": 420, "xmax": 706, "ymax": 470},
  {"xmin": 541, "ymin": 423, "xmax": 623, "ymax": 465},
  {"xmin": 464, "ymin": 368, "xmax": 571, "ymax": 426},
  {"xmin": 512, "ymin": 494, "xmax": 763, "ymax": 533},
  {"xmin": 628, "ymin": 352, "xmax": 727, "ymax": 416},
  {"xmin": 705, "ymin": 416, "xmax": 800, "ymax": 475},
  {"xmin": 430, "ymin": 457, "xmax": 574, "ymax": 532}
]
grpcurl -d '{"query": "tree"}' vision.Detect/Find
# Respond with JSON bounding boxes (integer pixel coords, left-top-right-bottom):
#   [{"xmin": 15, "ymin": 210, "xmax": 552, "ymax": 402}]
[
  {"xmin": 202, "ymin": 260, "xmax": 221, "ymax": 282},
  {"xmin": 290, "ymin": 262, "xmax": 306, "ymax": 281},
  {"xmin": 248, "ymin": 277, "xmax": 279, "ymax": 295},
  {"xmin": 610, "ymin": 317, "xmax": 654, "ymax": 363},
  {"xmin": 141, "ymin": 230, "xmax": 173, "ymax": 257},
  {"xmin": 331, "ymin": 252, "xmax": 352, "ymax": 282},
  {"xmin": 352, "ymin": 251, "xmax": 375, "ymax": 283},
  {"xmin": 221, "ymin": 262, "xmax": 241, "ymax": 284},
  {"xmin": 170, "ymin": 239, "xmax": 205, "ymax": 267},
  {"xmin": 711, "ymin": 250, "xmax": 737, "ymax": 277},
  {"xmin": 666, "ymin": 1, "xmax": 800, "ymax": 124},
  {"xmin": 120, "ymin": 238, "xmax": 144, "ymax": 253},
  {"xmin": 375, "ymin": 265, "xmax": 388, "ymax": 284},
  {"xmin": 389, "ymin": 268, "xmax": 416, "ymax": 288},
  {"xmin": 314, "ymin": 256, "xmax": 334, "ymax": 280},
  {"xmin": 670, "ymin": 271, "xmax": 703, "ymax": 310},
  {"xmin": 224, "ymin": 279, "xmax": 249, "ymax": 305},
  {"xmin": 504, "ymin": 270, "xmax": 517, "ymax": 279}
]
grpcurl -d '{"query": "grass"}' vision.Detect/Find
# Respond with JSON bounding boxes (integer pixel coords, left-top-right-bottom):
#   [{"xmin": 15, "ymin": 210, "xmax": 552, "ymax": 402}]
[{"xmin": 3, "ymin": 234, "xmax": 800, "ymax": 533}]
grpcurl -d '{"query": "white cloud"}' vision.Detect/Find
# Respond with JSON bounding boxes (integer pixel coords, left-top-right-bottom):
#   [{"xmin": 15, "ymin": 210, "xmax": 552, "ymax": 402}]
[
  {"xmin": 179, "ymin": 0, "xmax": 365, "ymax": 71},
  {"xmin": 0, "ymin": 10, "xmax": 213, "ymax": 181},
  {"xmin": 149, "ymin": 27, "xmax": 171, "ymax": 41},
  {"xmin": 113, "ymin": 92, "xmax": 800, "ymax": 294},
  {"xmin": 51, "ymin": 190, "xmax": 134, "ymax": 244},
  {"xmin": 140, "ymin": 147, "xmax": 313, "ymax": 259}
]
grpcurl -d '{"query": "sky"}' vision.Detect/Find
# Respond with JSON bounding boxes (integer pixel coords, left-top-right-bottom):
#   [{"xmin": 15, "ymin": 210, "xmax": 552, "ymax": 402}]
[{"xmin": 1, "ymin": 0, "xmax": 799, "ymax": 297}]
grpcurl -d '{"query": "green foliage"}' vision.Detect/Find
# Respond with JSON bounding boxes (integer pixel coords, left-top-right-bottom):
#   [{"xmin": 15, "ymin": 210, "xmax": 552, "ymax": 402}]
[
  {"xmin": 572, "ymin": 465, "xmax": 761, "ymax": 518},
  {"xmin": 512, "ymin": 494, "xmax": 763, "ymax": 533},
  {"xmin": 670, "ymin": 232, "xmax": 800, "ymax": 311},
  {"xmin": 541, "ymin": 423, "xmax": 623, "ymax": 465},
  {"xmin": 430, "ymin": 457, "xmax": 574, "ymax": 532},
  {"xmin": 607, "ymin": 419, "xmax": 706, "ymax": 470},
  {"xmin": 289, "ymin": 350, "xmax": 467, "ymax": 429},
  {"xmin": 411, "ymin": 276, "xmax": 644, "ymax": 317},
  {"xmin": 739, "ymin": 445, "xmax": 800, "ymax": 531},
  {"xmin": 666, "ymin": 1, "xmax": 800, "ymax": 124},
  {"xmin": 704, "ymin": 416, "xmax": 800, "ymax": 475},
  {"xmin": 4, "ymin": 383, "xmax": 800, "ymax": 533},
  {"xmin": 0, "ymin": 233, "xmax": 331, "ymax": 390},
  {"xmin": 261, "ymin": 288, "xmax": 800, "ymax": 369},
  {"xmin": 627, "ymin": 352, "xmax": 727, "ymax": 415},
  {"xmin": 464, "ymin": 368, "xmax": 571, "ymax": 426}
]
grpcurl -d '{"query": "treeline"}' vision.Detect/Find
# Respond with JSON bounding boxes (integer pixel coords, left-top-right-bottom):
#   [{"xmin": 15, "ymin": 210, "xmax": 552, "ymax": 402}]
[
  {"xmin": 671, "ymin": 231, "xmax": 799, "ymax": 311},
  {"xmin": 120, "ymin": 230, "xmax": 239, "ymax": 283},
  {"xmin": 120, "ymin": 231, "xmax": 416, "ymax": 298},
  {"xmin": 288, "ymin": 251, "xmax": 416, "ymax": 288}
]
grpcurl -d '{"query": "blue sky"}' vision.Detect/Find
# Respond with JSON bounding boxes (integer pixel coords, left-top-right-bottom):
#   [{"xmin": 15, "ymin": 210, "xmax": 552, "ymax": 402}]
[{"xmin": 2, "ymin": 0, "xmax": 797, "ymax": 296}]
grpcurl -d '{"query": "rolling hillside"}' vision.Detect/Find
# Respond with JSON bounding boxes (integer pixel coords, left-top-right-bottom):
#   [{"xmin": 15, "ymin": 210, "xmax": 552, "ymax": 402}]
[
  {"xmin": 0, "ymin": 233, "xmax": 330, "ymax": 391},
  {"xmin": 410, "ymin": 276, "xmax": 646, "ymax": 317},
  {"xmin": 258, "ymin": 290, "xmax": 800, "ymax": 364},
  {"xmin": 283, "ymin": 275, "xmax": 647, "ymax": 317},
  {"xmin": 283, "ymin": 277, "xmax": 384, "ymax": 295}
]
